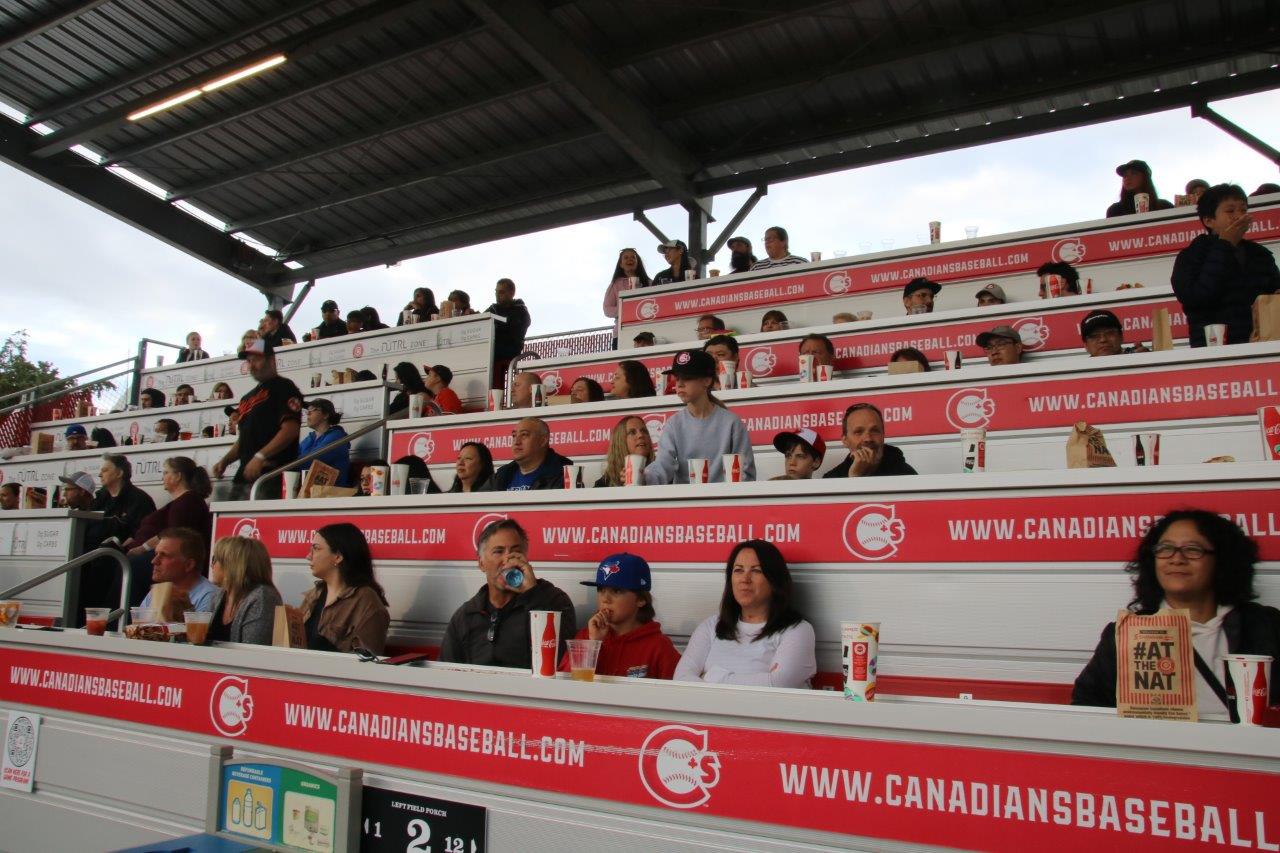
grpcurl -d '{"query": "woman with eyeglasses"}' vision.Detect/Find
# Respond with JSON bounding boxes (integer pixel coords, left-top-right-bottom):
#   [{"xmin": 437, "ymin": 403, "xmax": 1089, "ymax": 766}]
[
  {"xmin": 298, "ymin": 523, "xmax": 390, "ymax": 654},
  {"xmin": 1072, "ymin": 509, "xmax": 1280, "ymax": 716},
  {"xmin": 602, "ymin": 248, "xmax": 653, "ymax": 319}
]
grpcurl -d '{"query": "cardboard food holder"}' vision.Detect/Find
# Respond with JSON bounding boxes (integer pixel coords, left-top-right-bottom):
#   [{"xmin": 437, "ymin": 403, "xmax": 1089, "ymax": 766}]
[
  {"xmin": 300, "ymin": 459, "xmax": 341, "ymax": 499},
  {"xmin": 1115, "ymin": 610, "xmax": 1197, "ymax": 722}
]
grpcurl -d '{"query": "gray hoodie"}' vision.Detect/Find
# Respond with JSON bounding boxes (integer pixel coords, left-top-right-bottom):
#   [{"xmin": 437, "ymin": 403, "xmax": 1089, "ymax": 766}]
[{"xmin": 644, "ymin": 404, "xmax": 756, "ymax": 484}]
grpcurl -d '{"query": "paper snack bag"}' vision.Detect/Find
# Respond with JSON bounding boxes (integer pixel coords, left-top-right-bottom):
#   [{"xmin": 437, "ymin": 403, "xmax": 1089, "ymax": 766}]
[
  {"xmin": 309, "ymin": 485, "xmax": 357, "ymax": 498},
  {"xmin": 300, "ymin": 459, "xmax": 341, "ymax": 499},
  {"xmin": 1065, "ymin": 421, "xmax": 1116, "ymax": 468},
  {"xmin": 1151, "ymin": 307, "xmax": 1173, "ymax": 351},
  {"xmin": 147, "ymin": 582, "xmax": 194, "ymax": 623},
  {"xmin": 1115, "ymin": 610, "xmax": 1197, "ymax": 721},
  {"xmin": 1251, "ymin": 294, "xmax": 1280, "ymax": 343},
  {"xmin": 887, "ymin": 360, "xmax": 923, "ymax": 375},
  {"xmin": 273, "ymin": 605, "xmax": 307, "ymax": 648},
  {"xmin": 30, "ymin": 432, "xmax": 53, "ymax": 454}
]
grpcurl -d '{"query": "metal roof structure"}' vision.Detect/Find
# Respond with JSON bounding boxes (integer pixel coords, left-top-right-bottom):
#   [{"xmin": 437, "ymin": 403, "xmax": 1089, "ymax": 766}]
[{"xmin": 1, "ymin": 0, "xmax": 1277, "ymax": 302}]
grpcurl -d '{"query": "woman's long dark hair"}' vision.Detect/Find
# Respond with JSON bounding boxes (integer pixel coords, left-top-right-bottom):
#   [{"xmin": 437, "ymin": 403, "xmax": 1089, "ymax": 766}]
[
  {"xmin": 1126, "ymin": 509, "xmax": 1259, "ymax": 613},
  {"xmin": 317, "ymin": 522, "xmax": 388, "ymax": 605},
  {"xmin": 612, "ymin": 249, "xmax": 651, "ymax": 287},
  {"xmin": 1117, "ymin": 172, "xmax": 1162, "ymax": 211},
  {"xmin": 450, "ymin": 441, "xmax": 494, "ymax": 492},
  {"xmin": 616, "ymin": 360, "xmax": 656, "ymax": 398},
  {"xmin": 393, "ymin": 455, "xmax": 441, "ymax": 493},
  {"xmin": 392, "ymin": 361, "xmax": 428, "ymax": 394},
  {"xmin": 572, "ymin": 377, "xmax": 605, "ymax": 402},
  {"xmin": 715, "ymin": 539, "xmax": 804, "ymax": 641},
  {"xmin": 412, "ymin": 287, "xmax": 438, "ymax": 316}
]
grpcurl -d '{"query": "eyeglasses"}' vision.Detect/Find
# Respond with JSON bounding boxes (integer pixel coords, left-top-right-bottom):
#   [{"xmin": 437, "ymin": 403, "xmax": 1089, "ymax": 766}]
[
  {"xmin": 982, "ymin": 340, "xmax": 1017, "ymax": 353},
  {"xmin": 1153, "ymin": 543, "xmax": 1215, "ymax": 560},
  {"xmin": 487, "ymin": 611, "xmax": 502, "ymax": 643}
]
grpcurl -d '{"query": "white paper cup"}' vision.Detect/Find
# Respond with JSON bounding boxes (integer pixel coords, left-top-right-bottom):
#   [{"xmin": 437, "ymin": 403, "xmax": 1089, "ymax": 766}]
[
  {"xmin": 1134, "ymin": 192, "xmax": 1150, "ymax": 213},
  {"xmin": 562, "ymin": 464, "xmax": 584, "ymax": 489},
  {"xmin": 624, "ymin": 454, "xmax": 646, "ymax": 486},
  {"xmin": 408, "ymin": 393, "xmax": 424, "ymax": 419},
  {"xmin": 815, "ymin": 363, "xmax": 833, "ymax": 382},
  {"xmin": 960, "ymin": 428, "xmax": 986, "ymax": 473},
  {"xmin": 810, "ymin": 251, "xmax": 822, "ymax": 262},
  {"xmin": 687, "ymin": 458, "xmax": 710, "ymax": 484},
  {"xmin": 684, "ymin": 270, "xmax": 697, "ymax": 281},
  {"xmin": 1225, "ymin": 654, "xmax": 1272, "ymax": 725},
  {"xmin": 928, "ymin": 221, "xmax": 941, "ymax": 243},
  {"xmin": 856, "ymin": 310, "xmax": 873, "ymax": 321},
  {"xmin": 842, "ymin": 622, "xmax": 880, "ymax": 701},
  {"xmin": 735, "ymin": 370, "xmax": 752, "ymax": 389},
  {"xmin": 530, "ymin": 383, "xmax": 545, "ymax": 407},
  {"xmin": 944, "ymin": 350, "xmax": 962, "ymax": 370},
  {"xmin": 366, "ymin": 465, "xmax": 389, "ymax": 496},
  {"xmin": 718, "ymin": 360, "xmax": 737, "ymax": 389},
  {"xmin": 1205, "ymin": 324, "xmax": 1227, "ymax": 347},
  {"xmin": 529, "ymin": 610, "xmax": 561, "ymax": 677},
  {"xmin": 389, "ymin": 463, "xmax": 410, "ymax": 495},
  {"xmin": 1133, "ymin": 433, "xmax": 1160, "ymax": 466},
  {"xmin": 489, "ymin": 389, "xmax": 504, "ymax": 411},
  {"xmin": 281, "ymin": 470, "xmax": 300, "ymax": 499},
  {"xmin": 798, "ymin": 353, "xmax": 815, "ymax": 382},
  {"xmin": 721, "ymin": 453, "xmax": 745, "ymax": 483}
]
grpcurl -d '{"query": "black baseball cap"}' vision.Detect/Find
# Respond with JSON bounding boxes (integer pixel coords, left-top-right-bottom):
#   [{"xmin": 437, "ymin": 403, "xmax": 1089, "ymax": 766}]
[
  {"xmin": 321, "ymin": 299, "xmax": 339, "ymax": 311},
  {"xmin": 664, "ymin": 349, "xmax": 717, "ymax": 379},
  {"xmin": 1080, "ymin": 309, "xmax": 1123, "ymax": 341},
  {"xmin": 1115, "ymin": 159, "xmax": 1151, "ymax": 177},
  {"xmin": 903, "ymin": 277, "xmax": 941, "ymax": 298}
]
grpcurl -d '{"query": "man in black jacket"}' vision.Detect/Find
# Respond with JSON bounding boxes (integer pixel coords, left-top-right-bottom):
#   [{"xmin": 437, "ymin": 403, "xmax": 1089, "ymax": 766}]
[
  {"xmin": 822, "ymin": 402, "xmax": 917, "ymax": 478},
  {"xmin": 485, "ymin": 417, "xmax": 573, "ymax": 490},
  {"xmin": 258, "ymin": 309, "xmax": 298, "ymax": 349},
  {"xmin": 439, "ymin": 519, "xmax": 576, "ymax": 669},
  {"xmin": 485, "ymin": 278, "xmax": 532, "ymax": 362},
  {"xmin": 1171, "ymin": 183, "xmax": 1280, "ymax": 347}
]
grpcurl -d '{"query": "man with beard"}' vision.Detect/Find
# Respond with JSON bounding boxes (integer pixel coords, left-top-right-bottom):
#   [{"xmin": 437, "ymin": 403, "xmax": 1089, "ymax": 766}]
[
  {"xmin": 823, "ymin": 403, "xmax": 917, "ymax": 478},
  {"xmin": 727, "ymin": 236, "xmax": 757, "ymax": 273},
  {"xmin": 212, "ymin": 338, "xmax": 303, "ymax": 500}
]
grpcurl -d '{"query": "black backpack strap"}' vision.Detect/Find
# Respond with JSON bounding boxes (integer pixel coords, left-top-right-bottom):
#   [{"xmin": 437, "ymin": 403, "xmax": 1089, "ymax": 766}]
[{"xmin": 1193, "ymin": 651, "xmax": 1237, "ymax": 722}]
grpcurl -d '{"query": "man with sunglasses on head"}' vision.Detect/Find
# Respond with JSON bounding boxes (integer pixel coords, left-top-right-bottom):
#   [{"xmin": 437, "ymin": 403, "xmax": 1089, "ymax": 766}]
[{"xmin": 438, "ymin": 519, "xmax": 576, "ymax": 669}]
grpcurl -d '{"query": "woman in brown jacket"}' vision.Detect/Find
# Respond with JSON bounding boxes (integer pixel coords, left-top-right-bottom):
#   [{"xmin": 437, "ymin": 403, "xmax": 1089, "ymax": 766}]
[{"xmin": 298, "ymin": 523, "xmax": 390, "ymax": 654}]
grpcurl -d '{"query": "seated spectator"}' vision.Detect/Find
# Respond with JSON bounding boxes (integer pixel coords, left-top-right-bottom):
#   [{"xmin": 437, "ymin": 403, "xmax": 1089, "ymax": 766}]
[
  {"xmin": 89, "ymin": 427, "xmax": 116, "ymax": 448},
  {"xmin": 154, "ymin": 418, "xmax": 180, "ymax": 442},
  {"xmin": 298, "ymin": 399, "xmax": 350, "ymax": 487},
  {"xmin": 57, "ymin": 471, "xmax": 95, "ymax": 510},
  {"xmin": 485, "ymin": 417, "xmax": 573, "ymax": 491},
  {"xmin": 510, "ymin": 371, "xmax": 541, "ymax": 409},
  {"xmin": 562, "ymin": 553, "xmax": 680, "ymax": 679},
  {"xmin": 139, "ymin": 388, "xmax": 165, "ymax": 409},
  {"xmin": 298, "ymin": 523, "xmax": 390, "ymax": 654},
  {"xmin": 449, "ymin": 441, "xmax": 494, "ymax": 493},
  {"xmin": 210, "ymin": 382, "xmax": 234, "ymax": 400},
  {"xmin": 176, "ymin": 331, "xmax": 209, "ymax": 362},
  {"xmin": 1185, "ymin": 178, "xmax": 1209, "ymax": 205},
  {"xmin": 695, "ymin": 314, "xmax": 726, "ymax": 340},
  {"xmin": 632, "ymin": 331, "xmax": 656, "ymax": 347},
  {"xmin": 389, "ymin": 361, "xmax": 429, "ymax": 413},
  {"xmin": 644, "ymin": 350, "xmax": 755, "ymax": 484},
  {"xmin": 450, "ymin": 289, "xmax": 476, "ymax": 314},
  {"xmin": 486, "ymin": 278, "xmax": 531, "ymax": 364},
  {"xmin": 139, "ymin": 527, "xmax": 219, "ymax": 614},
  {"xmin": 1080, "ymin": 309, "xmax": 1148, "ymax": 357},
  {"xmin": 603, "ymin": 248, "xmax": 652, "ymax": 319},
  {"xmin": 1037, "ymin": 261, "xmax": 1082, "ymax": 297},
  {"xmin": 832, "ymin": 312, "xmax": 856, "ymax": 324},
  {"xmin": 760, "ymin": 309, "xmax": 788, "ymax": 332},
  {"xmin": 200, "ymin": 426, "xmax": 215, "ymax": 438},
  {"xmin": 258, "ymin": 309, "xmax": 297, "ymax": 348},
  {"xmin": 653, "ymin": 240, "xmax": 695, "ymax": 286},
  {"xmin": 823, "ymin": 403, "xmax": 917, "ymax": 478},
  {"xmin": 1107, "ymin": 159, "xmax": 1174, "ymax": 218},
  {"xmin": 361, "ymin": 306, "xmax": 389, "ymax": 331},
  {"xmin": 727, "ymin": 236, "xmax": 757, "ymax": 273},
  {"xmin": 439, "ymin": 518, "xmax": 576, "ymax": 669},
  {"xmin": 889, "ymin": 347, "xmax": 930, "ymax": 371},
  {"xmin": 64, "ymin": 424, "xmax": 88, "ymax": 451},
  {"xmin": 703, "ymin": 334, "xmax": 739, "ymax": 365},
  {"xmin": 595, "ymin": 416, "xmax": 655, "ymax": 487},
  {"xmin": 975, "ymin": 283, "xmax": 1006, "ymax": 306},
  {"xmin": 903, "ymin": 277, "xmax": 940, "ymax": 314},
  {"xmin": 977, "ymin": 325, "xmax": 1024, "ymax": 366},
  {"xmin": 399, "ymin": 287, "xmax": 438, "ymax": 325},
  {"xmin": 94, "ymin": 454, "xmax": 156, "ymax": 546},
  {"xmin": 239, "ymin": 328, "xmax": 259, "ymax": 353},
  {"xmin": 611, "ymin": 360, "xmax": 656, "ymax": 399},
  {"xmin": 569, "ymin": 377, "xmax": 605, "ymax": 403},
  {"xmin": 750, "ymin": 226, "xmax": 807, "ymax": 270},
  {"xmin": 425, "ymin": 364, "xmax": 463, "ymax": 414},
  {"xmin": 772, "ymin": 428, "xmax": 824, "ymax": 480},
  {"xmin": 208, "ymin": 535, "xmax": 282, "ymax": 645},
  {"xmin": 0, "ymin": 483, "xmax": 19, "ymax": 510},
  {"xmin": 353, "ymin": 369, "xmax": 377, "ymax": 382},
  {"xmin": 315, "ymin": 299, "xmax": 347, "ymax": 339},
  {"xmin": 674, "ymin": 540, "xmax": 816, "ymax": 688},
  {"xmin": 1072, "ymin": 510, "xmax": 1280, "ymax": 716},
  {"xmin": 394, "ymin": 454, "xmax": 441, "ymax": 493},
  {"xmin": 173, "ymin": 383, "xmax": 197, "ymax": 405},
  {"xmin": 345, "ymin": 310, "xmax": 366, "ymax": 334},
  {"xmin": 1253, "ymin": 183, "xmax": 1280, "ymax": 197},
  {"xmin": 798, "ymin": 333, "xmax": 835, "ymax": 370},
  {"xmin": 357, "ymin": 459, "xmax": 389, "ymax": 497},
  {"xmin": 1172, "ymin": 183, "xmax": 1280, "ymax": 347},
  {"xmin": 123, "ymin": 456, "xmax": 213, "ymax": 605}
]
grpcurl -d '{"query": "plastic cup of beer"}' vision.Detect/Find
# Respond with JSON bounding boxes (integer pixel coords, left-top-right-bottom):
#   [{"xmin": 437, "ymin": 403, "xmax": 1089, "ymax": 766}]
[
  {"xmin": 408, "ymin": 477, "xmax": 432, "ymax": 495},
  {"xmin": 84, "ymin": 607, "xmax": 109, "ymax": 636},
  {"xmin": 1226, "ymin": 654, "xmax": 1273, "ymax": 725},
  {"xmin": 687, "ymin": 458, "xmax": 710, "ymax": 484},
  {"xmin": 0, "ymin": 600, "xmax": 21, "ymax": 627},
  {"xmin": 1205, "ymin": 324, "xmax": 1227, "ymax": 346},
  {"xmin": 566, "ymin": 639, "xmax": 603, "ymax": 681},
  {"xmin": 184, "ymin": 610, "xmax": 213, "ymax": 646},
  {"xmin": 129, "ymin": 607, "xmax": 156, "ymax": 625},
  {"xmin": 624, "ymin": 454, "xmax": 646, "ymax": 486},
  {"xmin": 282, "ymin": 470, "xmax": 300, "ymax": 499},
  {"xmin": 709, "ymin": 269, "xmax": 720, "ymax": 277}
]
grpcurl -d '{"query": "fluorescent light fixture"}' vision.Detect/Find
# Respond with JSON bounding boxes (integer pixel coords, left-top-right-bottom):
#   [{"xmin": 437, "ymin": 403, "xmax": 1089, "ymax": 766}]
[
  {"xmin": 0, "ymin": 98, "xmax": 27, "ymax": 124},
  {"xmin": 172, "ymin": 200, "xmax": 228, "ymax": 230},
  {"xmin": 106, "ymin": 165, "xmax": 168, "ymax": 198},
  {"xmin": 69, "ymin": 144, "xmax": 102, "ymax": 164},
  {"xmin": 285, "ymin": 261, "xmax": 305, "ymax": 270},
  {"xmin": 126, "ymin": 53, "xmax": 286, "ymax": 121}
]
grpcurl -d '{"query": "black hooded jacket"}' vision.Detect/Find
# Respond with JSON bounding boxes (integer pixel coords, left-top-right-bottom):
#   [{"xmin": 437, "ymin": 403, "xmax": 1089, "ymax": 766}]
[
  {"xmin": 822, "ymin": 444, "xmax": 917, "ymax": 478},
  {"xmin": 1171, "ymin": 233, "xmax": 1280, "ymax": 347},
  {"xmin": 485, "ymin": 298, "xmax": 532, "ymax": 360}
]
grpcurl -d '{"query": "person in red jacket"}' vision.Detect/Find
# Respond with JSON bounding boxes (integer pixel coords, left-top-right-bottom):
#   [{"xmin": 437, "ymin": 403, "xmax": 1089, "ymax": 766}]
[
  {"xmin": 425, "ymin": 364, "xmax": 463, "ymax": 414},
  {"xmin": 561, "ymin": 553, "xmax": 681, "ymax": 679}
]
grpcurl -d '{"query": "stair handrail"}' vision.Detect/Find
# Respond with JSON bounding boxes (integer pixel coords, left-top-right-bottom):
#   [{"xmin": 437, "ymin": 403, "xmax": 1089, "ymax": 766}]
[{"xmin": 0, "ymin": 546, "xmax": 133, "ymax": 628}]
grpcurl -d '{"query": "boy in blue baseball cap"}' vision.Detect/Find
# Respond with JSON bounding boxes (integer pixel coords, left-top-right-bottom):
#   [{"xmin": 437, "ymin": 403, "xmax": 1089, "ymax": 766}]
[{"xmin": 560, "ymin": 553, "xmax": 681, "ymax": 679}]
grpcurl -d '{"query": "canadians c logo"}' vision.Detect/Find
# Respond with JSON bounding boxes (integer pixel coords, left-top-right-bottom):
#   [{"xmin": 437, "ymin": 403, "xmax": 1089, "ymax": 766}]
[
  {"xmin": 639, "ymin": 725, "xmax": 720, "ymax": 809},
  {"xmin": 638, "ymin": 299, "xmax": 660, "ymax": 320},
  {"xmin": 744, "ymin": 347, "xmax": 777, "ymax": 377},
  {"xmin": 946, "ymin": 387, "xmax": 996, "ymax": 429},
  {"xmin": 408, "ymin": 431, "xmax": 436, "ymax": 461},
  {"xmin": 643, "ymin": 413, "xmax": 668, "ymax": 446},
  {"xmin": 541, "ymin": 372, "xmax": 563, "ymax": 395},
  {"xmin": 1011, "ymin": 316, "xmax": 1050, "ymax": 351},
  {"xmin": 842, "ymin": 503, "xmax": 906, "ymax": 561},
  {"xmin": 351, "ymin": 343, "xmax": 364, "ymax": 358},
  {"xmin": 472, "ymin": 513, "xmax": 509, "ymax": 550},
  {"xmin": 230, "ymin": 518, "xmax": 260, "ymax": 539},
  {"xmin": 1051, "ymin": 237, "xmax": 1086, "ymax": 264},
  {"xmin": 209, "ymin": 675, "xmax": 253, "ymax": 737},
  {"xmin": 824, "ymin": 271, "xmax": 852, "ymax": 295}
]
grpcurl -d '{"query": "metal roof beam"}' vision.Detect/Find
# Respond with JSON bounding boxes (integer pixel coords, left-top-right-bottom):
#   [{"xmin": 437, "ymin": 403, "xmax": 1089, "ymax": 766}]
[
  {"xmin": 463, "ymin": 0, "xmax": 711, "ymax": 216},
  {"xmin": 30, "ymin": 0, "xmax": 434, "ymax": 158},
  {"xmin": 1191, "ymin": 101, "xmax": 1280, "ymax": 168},
  {"xmin": 0, "ymin": 0, "xmax": 112, "ymax": 53}
]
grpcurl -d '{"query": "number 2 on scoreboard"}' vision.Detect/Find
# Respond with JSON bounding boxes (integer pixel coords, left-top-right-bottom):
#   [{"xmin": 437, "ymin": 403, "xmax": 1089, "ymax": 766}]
[{"xmin": 407, "ymin": 818, "xmax": 431, "ymax": 852}]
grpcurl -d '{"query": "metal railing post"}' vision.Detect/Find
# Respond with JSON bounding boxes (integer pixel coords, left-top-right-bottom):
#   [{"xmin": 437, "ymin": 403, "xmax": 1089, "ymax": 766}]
[{"xmin": 0, "ymin": 547, "xmax": 133, "ymax": 629}]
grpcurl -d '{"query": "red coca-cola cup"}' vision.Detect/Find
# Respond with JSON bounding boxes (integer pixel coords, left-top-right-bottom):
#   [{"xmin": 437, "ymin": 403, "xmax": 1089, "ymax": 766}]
[
  {"xmin": 529, "ymin": 610, "xmax": 561, "ymax": 678},
  {"xmin": 624, "ymin": 454, "xmax": 646, "ymax": 486},
  {"xmin": 721, "ymin": 453, "xmax": 745, "ymax": 483},
  {"xmin": 1260, "ymin": 407, "xmax": 1280, "ymax": 461},
  {"xmin": 1226, "ymin": 655, "xmax": 1272, "ymax": 725},
  {"xmin": 687, "ymin": 458, "xmax": 710, "ymax": 484}
]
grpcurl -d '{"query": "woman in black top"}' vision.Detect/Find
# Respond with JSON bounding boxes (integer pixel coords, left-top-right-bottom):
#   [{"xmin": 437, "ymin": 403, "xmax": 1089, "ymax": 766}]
[
  {"xmin": 389, "ymin": 362, "xmax": 429, "ymax": 413},
  {"xmin": 653, "ymin": 240, "xmax": 695, "ymax": 286},
  {"xmin": 449, "ymin": 441, "xmax": 494, "ymax": 493},
  {"xmin": 399, "ymin": 287, "xmax": 438, "ymax": 325}
]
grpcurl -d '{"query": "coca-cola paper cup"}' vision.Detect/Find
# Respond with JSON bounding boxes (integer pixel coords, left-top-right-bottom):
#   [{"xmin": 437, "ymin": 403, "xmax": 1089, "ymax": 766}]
[
  {"xmin": 562, "ymin": 464, "xmax": 584, "ymax": 489},
  {"xmin": 798, "ymin": 354, "xmax": 815, "ymax": 382},
  {"xmin": 624, "ymin": 454, "xmax": 646, "ymax": 486},
  {"xmin": 721, "ymin": 453, "xmax": 745, "ymax": 483},
  {"xmin": 529, "ymin": 610, "xmax": 561, "ymax": 678},
  {"xmin": 1205, "ymin": 324, "xmax": 1227, "ymax": 347},
  {"xmin": 928, "ymin": 221, "xmax": 941, "ymax": 244},
  {"xmin": 960, "ymin": 428, "xmax": 986, "ymax": 473},
  {"xmin": 1259, "ymin": 407, "xmax": 1280, "ymax": 461},
  {"xmin": 408, "ymin": 393, "xmax": 424, "ymax": 419},
  {"xmin": 489, "ymin": 389, "xmax": 504, "ymax": 411},
  {"xmin": 1133, "ymin": 433, "xmax": 1160, "ymax": 466},
  {"xmin": 1226, "ymin": 654, "xmax": 1272, "ymax": 725},
  {"xmin": 687, "ymin": 458, "xmax": 710, "ymax": 484},
  {"xmin": 735, "ymin": 370, "xmax": 752, "ymax": 389},
  {"xmin": 282, "ymin": 471, "xmax": 300, "ymax": 499},
  {"xmin": 390, "ymin": 463, "xmax": 410, "ymax": 495},
  {"xmin": 718, "ymin": 360, "xmax": 737, "ymax": 390},
  {"xmin": 944, "ymin": 350, "xmax": 962, "ymax": 370},
  {"xmin": 815, "ymin": 364, "xmax": 833, "ymax": 382}
]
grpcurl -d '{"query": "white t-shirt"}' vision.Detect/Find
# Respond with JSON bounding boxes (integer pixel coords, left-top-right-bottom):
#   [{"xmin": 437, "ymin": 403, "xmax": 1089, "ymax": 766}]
[
  {"xmin": 674, "ymin": 615, "xmax": 816, "ymax": 688},
  {"xmin": 1183, "ymin": 603, "xmax": 1234, "ymax": 720}
]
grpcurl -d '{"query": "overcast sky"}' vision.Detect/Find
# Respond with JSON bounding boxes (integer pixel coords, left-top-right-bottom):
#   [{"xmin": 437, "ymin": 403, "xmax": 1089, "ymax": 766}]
[{"xmin": 2, "ymin": 90, "xmax": 1277, "ymax": 395}]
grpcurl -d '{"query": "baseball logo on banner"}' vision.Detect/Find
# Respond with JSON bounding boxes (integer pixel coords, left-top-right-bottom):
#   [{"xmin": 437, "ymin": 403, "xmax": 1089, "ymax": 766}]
[
  {"xmin": 541, "ymin": 372, "xmax": 563, "ymax": 395},
  {"xmin": 408, "ymin": 432, "xmax": 436, "ymax": 461},
  {"xmin": 638, "ymin": 299, "xmax": 660, "ymax": 320},
  {"xmin": 210, "ymin": 676, "xmax": 254, "ymax": 738},
  {"xmin": 946, "ymin": 387, "xmax": 996, "ymax": 429},
  {"xmin": 1051, "ymin": 237, "xmax": 1087, "ymax": 264},
  {"xmin": 639, "ymin": 725, "xmax": 721, "ymax": 809},
  {"xmin": 1013, "ymin": 316, "xmax": 1050, "ymax": 351},
  {"xmin": 744, "ymin": 347, "xmax": 778, "ymax": 377},
  {"xmin": 351, "ymin": 343, "xmax": 364, "ymax": 358},
  {"xmin": 472, "ymin": 513, "xmax": 509, "ymax": 550},
  {"xmin": 642, "ymin": 413, "xmax": 668, "ymax": 446},
  {"xmin": 230, "ymin": 518, "xmax": 260, "ymax": 540},
  {"xmin": 824, "ymin": 271, "xmax": 853, "ymax": 295},
  {"xmin": 842, "ymin": 504, "xmax": 906, "ymax": 561}
]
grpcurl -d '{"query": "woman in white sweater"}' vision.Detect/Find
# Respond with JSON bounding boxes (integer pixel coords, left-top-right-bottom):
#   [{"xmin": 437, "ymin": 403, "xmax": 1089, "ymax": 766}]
[
  {"xmin": 675, "ymin": 540, "xmax": 816, "ymax": 688},
  {"xmin": 643, "ymin": 349, "xmax": 755, "ymax": 484}
]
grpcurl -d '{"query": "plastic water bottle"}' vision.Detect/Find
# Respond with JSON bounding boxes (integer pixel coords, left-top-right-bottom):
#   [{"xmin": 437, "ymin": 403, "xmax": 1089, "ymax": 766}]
[{"xmin": 503, "ymin": 567, "xmax": 524, "ymax": 589}]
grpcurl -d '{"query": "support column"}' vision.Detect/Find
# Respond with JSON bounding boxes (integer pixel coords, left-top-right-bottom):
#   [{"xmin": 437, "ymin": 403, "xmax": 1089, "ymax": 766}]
[
  {"xmin": 686, "ymin": 198, "xmax": 711, "ymax": 277},
  {"xmin": 707, "ymin": 185, "xmax": 768, "ymax": 258},
  {"xmin": 1191, "ymin": 103, "xmax": 1280, "ymax": 168},
  {"xmin": 632, "ymin": 210, "xmax": 669, "ymax": 245}
]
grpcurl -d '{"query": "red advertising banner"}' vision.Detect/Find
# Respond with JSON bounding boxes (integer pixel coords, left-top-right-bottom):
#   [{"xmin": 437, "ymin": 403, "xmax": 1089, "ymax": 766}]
[
  {"xmin": 214, "ymin": 488, "xmax": 1280, "ymax": 565},
  {"xmin": 619, "ymin": 206, "xmax": 1280, "ymax": 324},
  {"xmin": 390, "ymin": 358, "xmax": 1280, "ymax": 464},
  {"xmin": 3, "ymin": 646, "xmax": 1277, "ymax": 851}
]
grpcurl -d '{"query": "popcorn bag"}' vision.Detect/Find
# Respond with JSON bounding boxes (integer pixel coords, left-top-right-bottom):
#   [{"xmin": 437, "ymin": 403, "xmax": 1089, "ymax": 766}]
[
  {"xmin": 1150, "ymin": 307, "xmax": 1173, "ymax": 352},
  {"xmin": 272, "ymin": 605, "xmax": 307, "ymax": 648},
  {"xmin": 1065, "ymin": 421, "xmax": 1117, "ymax": 468},
  {"xmin": 1251, "ymin": 294, "xmax": 1280, "ymax": 343}
]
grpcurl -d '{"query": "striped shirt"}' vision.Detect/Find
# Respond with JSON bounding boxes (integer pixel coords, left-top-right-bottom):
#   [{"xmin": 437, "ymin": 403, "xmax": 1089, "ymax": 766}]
[{"xmin": 750, "ymin": 254, "xmax": 808, "ymax": 270}]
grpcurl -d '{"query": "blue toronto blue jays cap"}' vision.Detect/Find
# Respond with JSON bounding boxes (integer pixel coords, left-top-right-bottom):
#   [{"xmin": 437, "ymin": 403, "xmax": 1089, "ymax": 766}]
[{"xmin": 580, "ymin": 553, "xmax": 651, "ymax": 591}]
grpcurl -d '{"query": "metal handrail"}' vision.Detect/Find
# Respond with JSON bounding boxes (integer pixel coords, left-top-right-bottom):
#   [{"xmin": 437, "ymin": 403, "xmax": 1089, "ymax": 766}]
[
  {"xmin": 0, "ymin": 546, "xmax": 133, "ymax": 628},
  {"xmin": 0, "ymin": 368, "xmax": 134, "ymax": 419},
  {"xmin": 0, "ymin": 356, "xmax": 136, "ymax": 410}
]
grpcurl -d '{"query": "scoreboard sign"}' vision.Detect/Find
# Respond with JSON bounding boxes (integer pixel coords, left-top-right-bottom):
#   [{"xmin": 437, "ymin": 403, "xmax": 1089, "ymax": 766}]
[{"xmin": 361, "ymin": 785, "xmax": 486, "ymax": 853}]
